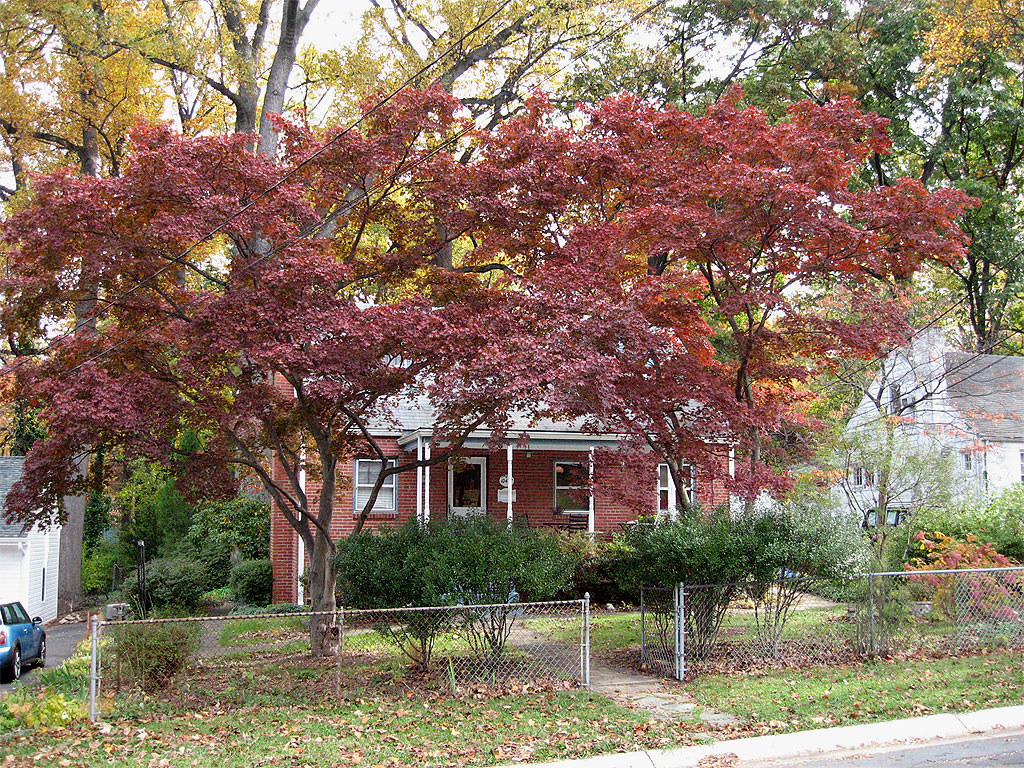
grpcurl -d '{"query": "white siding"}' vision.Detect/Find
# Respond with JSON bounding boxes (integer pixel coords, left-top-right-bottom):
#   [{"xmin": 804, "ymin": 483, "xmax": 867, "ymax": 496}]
[
  {"xmin": 0, "ymin": 543, "xmax": 25, "ymax": 605},
  {"xmin": 984, "ymin": 441, "xmax": 1024, "ymax": 496},
  {"xmin": 0, "ymin": 524, "xmax": 60, "ymax": 623}
]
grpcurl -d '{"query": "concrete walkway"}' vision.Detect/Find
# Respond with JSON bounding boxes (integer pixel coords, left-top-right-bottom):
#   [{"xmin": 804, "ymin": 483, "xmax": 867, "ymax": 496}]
[{"xmin": 589, "ymin": 661, "xmax": 737, "ymax": 726}]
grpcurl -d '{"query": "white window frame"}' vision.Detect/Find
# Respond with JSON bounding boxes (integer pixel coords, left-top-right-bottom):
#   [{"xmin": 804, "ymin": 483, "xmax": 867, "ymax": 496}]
[
  {"xmin": 657, "ymin": 463, "xmax": 696, "ymax": 517},
  {"xmin": 554, "ymin": 461, "xmax": 590, "ymax": 514},
  {"xmin": 354, "ymin": 458, "xmax": 398, "ymax": 513},
  {"xmin": 962, "ymin": 450, "xmax": 973, "ymax": 472},
  {"xmin": 448, "ymin": 456, "xmax": 488, "ymax": 517}
]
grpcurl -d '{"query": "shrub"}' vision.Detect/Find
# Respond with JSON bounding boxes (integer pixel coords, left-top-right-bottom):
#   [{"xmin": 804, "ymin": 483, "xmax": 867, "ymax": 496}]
[
  {"xmin": 198, "ymin": 538, "xmax": 235, "ymax": 589},
  {"xmin": 188, "ymin": 497, "xmax": 270, "ymax": 562},
  {"xmin": 336, "ymin": 518, "xmax": 578, "ymax": 607},
  {"xmin": 615, "ymin": 501, "xmax": 870, "ymax": 659},
  {"xmin": 555, "ymin": 534, "xmax": 635, "ymax": 604},
  {"xmin": 2, "ymin": 688, "xmax": 87, "ymax": 730},
  {"xmin": 121, "ymin": 556, "xmax": 206, "ymax": 612},
  {"xmin": 230, "ymin": 559, "xmax": 274, "ymax": 605},
  {"xmin": 335, "ymin": 518, "xmax": 579, "ymax": 668},
  {"xmin": 81, "ymin": 541, "xmax": 128, "ymax": 595},
  {"xmin": 36, "ymin": 640, "xmax": 91, "ymax": 698},
  {"xmin": 887, "ymin": 492, "xmax": 1024, "ymax": 567},
  {"xmin": 108, "ymin": 621, "xmax": 201, "ymax": 692}
]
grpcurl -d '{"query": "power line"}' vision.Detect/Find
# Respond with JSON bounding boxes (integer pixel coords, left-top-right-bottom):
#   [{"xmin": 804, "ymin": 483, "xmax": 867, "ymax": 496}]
[
  {"xmin": 1, "ymin": 0, "xmax": 517, "ymax": 378},
  {"xmin": 33, "ymin": 0, "xmax": 674, "ymax": 382}
]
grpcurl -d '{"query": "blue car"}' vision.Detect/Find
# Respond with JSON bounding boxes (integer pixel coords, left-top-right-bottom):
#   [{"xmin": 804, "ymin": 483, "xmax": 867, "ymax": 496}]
[{"xmin": 0, "ymin": 601, "xmax": 45, "ymax": 683}]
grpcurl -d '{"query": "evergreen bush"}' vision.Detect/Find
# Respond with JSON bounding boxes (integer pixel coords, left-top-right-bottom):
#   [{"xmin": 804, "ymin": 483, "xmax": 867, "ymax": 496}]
[{"xmin": 230, "ymin": 559, "xmax": 274, "ymax": 605}]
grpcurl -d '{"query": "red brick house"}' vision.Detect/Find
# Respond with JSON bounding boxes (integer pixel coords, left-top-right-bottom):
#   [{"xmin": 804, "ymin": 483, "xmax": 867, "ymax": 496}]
[{"xmin": 270, "ymin": 402, "xmax": 731, "ymax": 604}]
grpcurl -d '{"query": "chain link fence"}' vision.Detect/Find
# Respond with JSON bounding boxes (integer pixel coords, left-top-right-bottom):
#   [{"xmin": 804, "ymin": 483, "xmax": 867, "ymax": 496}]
[
  {"xmin": 639, "ymin": 585, "xmax": 678, "ymax": 678},
  {"xmin": 89, "ymin": 598, "xmax": 589, "ymax": 722},
  {"xmin": 641, "ymin": 567, "xmax": 1024, "ymax": 680}
]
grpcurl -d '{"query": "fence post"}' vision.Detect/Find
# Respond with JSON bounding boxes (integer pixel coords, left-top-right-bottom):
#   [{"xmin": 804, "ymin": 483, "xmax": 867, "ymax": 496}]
[
  {"xmin": 639, "ymin": 587, "xmax": 646, "ymax": 664},
  {"xmin": 89, "ymin": 615, "xmax": 102, "ymax": 723},
  {"xmin": 867, "ymin": 573, "xmax": 877, "ymax": 655},
  {"xmin": 334, "ymin": 608, "xmax": 342, "ymax": 699},
  {"xmin": 582, "ymin": 593, "xmax": 591, "ymax": 688},
  {"xmin": 674, "ymin": 583, "xmax": 685, "ymax": 681},
  {"xmin": 953, "ymin": 572, "xmax": 962, "ymax": 653}
]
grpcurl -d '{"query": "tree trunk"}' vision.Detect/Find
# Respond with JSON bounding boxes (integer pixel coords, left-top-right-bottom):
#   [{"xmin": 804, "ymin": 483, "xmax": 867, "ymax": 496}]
[
  {"xmin": 258, "ymin": 0, "xmax": 317, "ymax": 159},
  {"xmin": 306, "ymin": 442, "xmax": 336, "ymax": 654},
  {"xmin": 57, "ymin": 453, "xmax": 89, "ymax": 614},
  {"xmin": 306, "ymin": 531, "xmax": 337, "ymax": 655},
  {"xmin": 58, "ymin": 111, "xmax": 104, "ymax": 616}
]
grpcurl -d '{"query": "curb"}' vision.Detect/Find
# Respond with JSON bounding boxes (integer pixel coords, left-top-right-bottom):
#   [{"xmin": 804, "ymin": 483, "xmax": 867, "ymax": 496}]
[{"xmin": 503, "ymin": 705, "xmax": 1024, "ymax": 768}]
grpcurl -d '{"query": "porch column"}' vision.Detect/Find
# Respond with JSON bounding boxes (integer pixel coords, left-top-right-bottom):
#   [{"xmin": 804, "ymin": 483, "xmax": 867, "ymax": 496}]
[
  {"xmin": 424, "ymin": 440, "xmax": 431, "ymax": 524},
  {"xmin": 416, "ymin": 435, "xmax": 424, "ymax": 524},
  {"xmin": 506, "ymin": 444, "xmax": 514, "ymax": 526},
  {"xmin": 588, "ymin": 447, "xmax": 595, "ymax": 535}
]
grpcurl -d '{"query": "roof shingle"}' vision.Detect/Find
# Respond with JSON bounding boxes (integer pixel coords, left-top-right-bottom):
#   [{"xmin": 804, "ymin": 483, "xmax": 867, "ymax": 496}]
[{"xmin": 944, "ymin": 352, "xmax": 1024, "ymax": 441}]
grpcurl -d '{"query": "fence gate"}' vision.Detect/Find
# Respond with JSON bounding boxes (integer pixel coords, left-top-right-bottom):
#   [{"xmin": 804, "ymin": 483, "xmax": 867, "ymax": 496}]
[{"xmin": 640, "ymin": 584, "xmax": 684, "ymax": 680}]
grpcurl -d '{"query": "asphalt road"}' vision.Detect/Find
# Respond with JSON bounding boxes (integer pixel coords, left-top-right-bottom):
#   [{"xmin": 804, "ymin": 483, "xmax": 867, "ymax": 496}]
[
  {"xmin": 747, "ymin": 730, "xmax": 1024, "ymax": 767},
  {"xmin": 0, "ymin": 621, "xmax": 87, "ymax": 693}
]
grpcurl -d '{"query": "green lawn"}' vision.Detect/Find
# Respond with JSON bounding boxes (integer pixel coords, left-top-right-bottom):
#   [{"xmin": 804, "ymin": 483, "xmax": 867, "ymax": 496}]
[
  {"xmin": 529, "ymin": 611, "xmax": 641, "ymax": 651},
  {"xmin": 1, "ymin": 690, "xmax": 714, "ymax": 767},
  {"xmin": 219, "ymin": 616, "xmax": 308, "ymax": 648},
  {"xmin": 5, "ymin": 620, "xmax": 1022, "ymax": 766},
  {"xmin": 689, "ymin": 648, "xmax": 1024, "ymax": 733}
]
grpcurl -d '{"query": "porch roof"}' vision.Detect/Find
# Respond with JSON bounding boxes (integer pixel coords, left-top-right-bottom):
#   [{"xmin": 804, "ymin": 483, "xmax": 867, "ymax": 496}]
[
  {"xmin": 396, "ymin": 427, "xmax": 621, "ymax": 452},
  {"xmin": 372, "ymin": 393, "xmax": 621, "ymax": 451}
]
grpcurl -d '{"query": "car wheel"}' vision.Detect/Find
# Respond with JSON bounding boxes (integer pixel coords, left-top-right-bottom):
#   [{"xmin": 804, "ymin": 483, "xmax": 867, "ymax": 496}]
[
  {"xmin": 1, "ymin": 646, "xmax": 22, "ymax": 683},
  {"xmin": 36, "ymin": 637, "xmax": 46, "ymax": 668}
]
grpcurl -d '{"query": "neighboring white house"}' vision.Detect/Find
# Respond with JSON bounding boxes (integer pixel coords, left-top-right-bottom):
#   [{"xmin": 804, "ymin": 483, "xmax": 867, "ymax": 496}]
[
  {"xmin": 0, "ymin": 457, "xmax": 60, "ymax": 623},
  {"xmin": 838, "ymin": 328, "xmax": 1024, "ymax": 524}
]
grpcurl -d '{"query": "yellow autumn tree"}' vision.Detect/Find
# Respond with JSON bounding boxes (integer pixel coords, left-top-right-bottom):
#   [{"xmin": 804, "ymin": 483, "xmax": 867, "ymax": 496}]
[
  {"xmin": 320, "ymin": 0, "xmax": 642, "ymax": 125},
  {"xmin": 925, "ymin": 0, "xmax": 1024, "ymax": 72},
  {"xmin": 0, "ymin": 0, "xmax": 165, "ymax": 192}
]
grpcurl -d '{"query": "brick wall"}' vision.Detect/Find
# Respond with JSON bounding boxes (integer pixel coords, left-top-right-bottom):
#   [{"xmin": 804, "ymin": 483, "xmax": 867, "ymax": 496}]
[{"xmin": 269, "ymin": 442, "xmax": 732, "ymax": 603}]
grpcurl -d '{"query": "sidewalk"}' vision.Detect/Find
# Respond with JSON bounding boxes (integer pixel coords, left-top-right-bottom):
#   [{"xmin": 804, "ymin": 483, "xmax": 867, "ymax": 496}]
[{"xmin": 502, "ymin": 705, "xmax": 1024, "ymax": 768}]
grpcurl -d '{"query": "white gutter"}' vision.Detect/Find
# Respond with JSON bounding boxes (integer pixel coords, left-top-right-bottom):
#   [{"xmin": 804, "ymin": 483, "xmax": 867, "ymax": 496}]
[{"xmin": 396, "ymin": 427, "xmax": 624, "ymax": 449}]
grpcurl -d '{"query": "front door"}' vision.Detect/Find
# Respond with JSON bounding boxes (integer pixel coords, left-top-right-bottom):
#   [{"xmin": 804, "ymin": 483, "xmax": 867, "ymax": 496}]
[{"xmin": 449, "ymin": 457, "xmax": 487, "ymax": 517}]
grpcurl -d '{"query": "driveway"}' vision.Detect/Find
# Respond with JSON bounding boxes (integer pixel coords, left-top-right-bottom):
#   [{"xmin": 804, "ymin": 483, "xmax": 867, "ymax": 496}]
[{"xmin": 0, "ymin": 621, "xmax": 88, "ymax": 693}]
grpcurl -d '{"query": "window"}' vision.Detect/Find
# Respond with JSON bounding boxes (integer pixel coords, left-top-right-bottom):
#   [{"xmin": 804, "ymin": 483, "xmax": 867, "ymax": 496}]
[
  {"xmin": 354, "ymin": 459, "xmax": 397, "ymax": 513},
  {"xmin": 554, "ymin": 461, "xmax": 589, "ymax": 513},
  {"xmin": 888, "ymin": 384, "xmax": 915, "ymax": 416},
  {"xmin": 1020, "ymin": 450, "xmax": 1024, "ymax": 484},
  {"xmin": 849, "ymin": 467, "xmax": 873, "ymax": 488},
  {"xmin": 962, "ymin": 450, "xmax": 973, "ymax": 472},
  {"xmin": 658, "ymin": 463, "xmax": 697, "ymax": 514},
  {"xmin": 888, "ymin": 385, "xmax": 901, "ymax": 414},
  {"xmin": 863, "ymin": 508, "xmax": 907, "ymax": 527}
]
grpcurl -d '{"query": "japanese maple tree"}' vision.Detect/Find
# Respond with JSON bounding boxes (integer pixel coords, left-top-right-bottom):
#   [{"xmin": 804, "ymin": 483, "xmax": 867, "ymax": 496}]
[
  {"xmin": 432, "ymin": 89, "xmax": 974, "ymax": 510},
  {"xmin": 2, "ymin": 85, "xmax": 972, "ymax": 646},
  {"xmin": 0, "ymin": 88, "xmax": 554, "ymax": 648}
]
